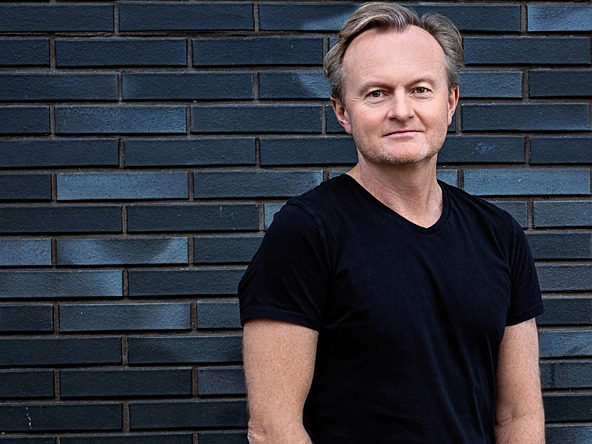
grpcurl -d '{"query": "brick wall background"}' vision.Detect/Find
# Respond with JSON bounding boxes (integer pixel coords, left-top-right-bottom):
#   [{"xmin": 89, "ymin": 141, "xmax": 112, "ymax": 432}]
[{"xmin": 0, "ymin": 1, "xmax": 590, "ymax": 442}]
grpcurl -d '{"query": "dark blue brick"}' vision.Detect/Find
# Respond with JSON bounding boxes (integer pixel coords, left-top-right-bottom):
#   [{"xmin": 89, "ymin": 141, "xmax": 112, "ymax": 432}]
[
  {"xmin": 57, "ymin": 172, "xmax": 188, "ymax": 201},
  {"xmin": 531, "ymin": 136, "xmax": 592, "ymax": 164},
  {"xmin": 196, "ymin": 301, "xmax": 240, "ymax": 329},
  {"xmin": 537, "ymin": 264, "xmax": 592, "ymax": 292},
  {"xmin": 0, "ymin": 370, "xmax": 54, "ymax": 399},
  {"xmin": 459, "ymin": 71, "xmax": 522, "ymax": 98},
  {"xmin": 57, "ymin": 237, "xmax": 187, "ymax": 266},
  {"xmin": 197, "ymin": 432, "xmax": 247, "ymax": 444},
  {"xmin": 260, "ymin": 4, "xmax": 520, "ymax": 32},
  {"xmin": 129, "ymin": 400, "xmax": 246, "ymax": 429},
  {"xmin": 438, "ymin": 136, "xmax": 524, "ymax": 163},
  {"xmin": 127, "ymin": 204, "xmax": 258, "ymax": 233},
  {"xmin": 128, "ymin": 335, "xmax": 242, "ymax": 364},
  {"xmin": 0, "ymin": 38, "xmax": 48, "ymax": 66},
  {"xmin": 541, "ymin": 361, "xmax": 592, "ymax": 389},
  {"xmin": 0, "ymin": 74, "xmax": 117, "ymax": 102},
  {"xmin": 260, "ymin": 137, "xmax": 357, "ymax": 166},
  {"xmin": 0, "ymin": 174, "xmax": 51, "ymax": 201},
  {"xmin": 464, "ymin": 37, "xmax": 590, "ymax": 65},
  {"xmin": 0, "ymin": 239, "xmax": 51, "ymax": 267},
  {"xmin": 120, "ymin": 3, "xmax": 252, "ymax": 31},
  {"xmin": 191, "ymin": 105, "xmax": 321, "ymax": 133},
  {"xmin": 0, "ymin": 304, "xmax": 53, "ymax": 332},
  {"xmin": 0, "ymin": 338, "xmax": 121, "ymax": 366},
  {"xmin": 123, "ymin": 73, "xmax": 253, "ymax": 101},
  {"xmin": 194, "ymin": 170, "xmax": 323, "ymax": 198},
  {"xmin": 259, "ymin": 3, "xmax": 357, "ymax": 31},
  {"xmin": 488, "ymin": 201, "xmax": 528, "ymax": 228},
  {"xmin": 259, "ymin": 71, "xmax": 329, "ymax": 99},
  {"xmin": 265, "ymin": 203, "xmax": 284, "ymax": 229},
  {"xmin": 529, "ymin": 70, "xmax": 591, "ymax": 98},
  {"xmin": 462, "ymin": 104, "xmax": 590, "ymax": 131},
  {"xmin": 538, "ymin": 297, "xmax": 592, "ymax": 326},
  {"xmin": 544, "ymin": 394, "xmax": 592, "ymax": 422},
  {"xmin": 0, "ymin": 439, "xmax": 54, "ymax": 444},
  {"xmin": 194, "ymin": 235, "xmax": 262, "ymax": 264},
  {"xmin": 57, "ymin": 39, "xmax": 186, "ymax": 67},
  {"xmin": 60, "ymin": 368, "xmax": 192, "ymax": 398},
  {"xmin": 128, "ymin": 269, "xmax": 244, "ymax": 296},
  {"xmin": 124, "ymin": 138, "xmax": 255, "ymax": 167},
  {"xmin": 0, "ymin": 107, "xmax": 49, "ymax": 134},
  {"xmin": 0, "ymin": 403, "xmax": 121, "ymax": 432},
  {"xmin": 0, "ymin": 270, "xmax": 122, "ymax": 299},
  {"xmin": 0, "ymin": 4, "xmax": 113, "ymax": 32},
  {"xmin": 62, "ymin": 435, "xmax": 192, "ymax": 444},
  {"xmin": 412, "ymin": 5, "xmax": 520, "ymax": 32},
  {"xmin": 534, "ymin": 201, "xmax": 592, "ymax": 228},
  {"xmin": 527, "ymin": 232, "xmax": 591, "ymax": 260},
  {"xmin": 546, "ymin": 424, "xmax": 592, "ymax": 443},
  {"xmin": 0, "ymin": 206, "xmax": 122, "ymax": 234},
  {"xmin": 197, "ymin": 366, "xmax": 245, "ymax": 395},
  {"xmin": 192, "ymin": 37, "xmax": 322, "ymax": 66},
  {"xmin": 0, "ymin": 139, "xmax": 118, "ymax": 169},
  {"xmin": 436, "ymin": 170, "xmax": 458, "ymax": 187},
  {"xmin": 528, "ymin": 5, "xmax": 592, "ymax": 32},
  {"xmin": 539, "ymin": 330, "xmax": 592, "ymax": 358},
  {"xmin": 60, "ymin": 303, "xmax": 191, "ymax": 332},
  {"xmin": 464, "ymin": 168, "xmax": 590, "ymax": 196},
  {"xmin": 56, "ymin": 106, "xmax": 186, "ymax": 135}
]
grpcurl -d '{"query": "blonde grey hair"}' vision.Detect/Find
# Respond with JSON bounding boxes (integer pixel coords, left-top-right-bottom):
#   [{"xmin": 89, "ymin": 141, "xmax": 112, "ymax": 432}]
[{"xmin": 324, "ymin": 2, "xmax": 464, "ymax": 102}]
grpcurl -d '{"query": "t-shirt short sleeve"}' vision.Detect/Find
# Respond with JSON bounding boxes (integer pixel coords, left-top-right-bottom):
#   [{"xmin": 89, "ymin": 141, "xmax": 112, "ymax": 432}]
[
  {"xmin": 506, "ymin": 217, "xmax": 544, "ymax": 326},
  {"xmin": 238, "ymin": 203, "xmax": 330, "ymax": 331}
]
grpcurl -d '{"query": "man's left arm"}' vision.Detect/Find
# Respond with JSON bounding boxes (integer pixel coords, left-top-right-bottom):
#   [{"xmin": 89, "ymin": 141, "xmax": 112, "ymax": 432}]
[{"xmin": 495, "ymin": 318, "xmax": 545, "ymax": 443}]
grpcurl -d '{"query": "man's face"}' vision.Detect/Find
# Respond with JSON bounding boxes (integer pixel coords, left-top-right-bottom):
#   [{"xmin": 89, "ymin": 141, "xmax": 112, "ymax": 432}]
[{"xmin": 332, "ymin": 26, "xmax": 459, "ymax": 167}]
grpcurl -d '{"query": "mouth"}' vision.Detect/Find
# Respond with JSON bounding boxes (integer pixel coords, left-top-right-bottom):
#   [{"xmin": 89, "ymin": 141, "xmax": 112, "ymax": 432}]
[{"xmin": 384, "ymin": 130, "xmax": 418, "ymax": 137}]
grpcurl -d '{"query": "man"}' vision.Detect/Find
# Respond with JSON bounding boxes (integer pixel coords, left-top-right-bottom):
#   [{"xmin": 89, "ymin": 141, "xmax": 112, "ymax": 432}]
[{"xmin": 238, "ymin": 2, "xmax": 545, "ymax": 443}]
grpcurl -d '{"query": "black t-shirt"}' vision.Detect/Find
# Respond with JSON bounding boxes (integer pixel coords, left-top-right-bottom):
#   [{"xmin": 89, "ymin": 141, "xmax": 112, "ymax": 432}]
[{"xmin": 239, "ymin": 174, "xmax": 543, "ymax": 443}]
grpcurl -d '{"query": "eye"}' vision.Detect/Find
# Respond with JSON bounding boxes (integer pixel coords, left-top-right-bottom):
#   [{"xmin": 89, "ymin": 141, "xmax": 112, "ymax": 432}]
[
  {"xmin": 368, "ymin": 90, "xmax": 383, "ymax": 98},
  {"xmin": 414, "ymin": 87, "xmax": 429, "ymax": 94}
]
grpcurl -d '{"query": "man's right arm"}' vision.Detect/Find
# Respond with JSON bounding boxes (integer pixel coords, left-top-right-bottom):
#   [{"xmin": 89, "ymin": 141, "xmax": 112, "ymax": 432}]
[{"xmin": 243, "ymin": 318, "xmax": 318, "ymax": 444}]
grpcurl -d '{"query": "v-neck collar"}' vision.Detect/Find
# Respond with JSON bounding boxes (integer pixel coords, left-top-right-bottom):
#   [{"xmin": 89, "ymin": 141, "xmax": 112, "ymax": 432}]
[{"xmin": 338, "ymin": 174, "xmax": 450, "ymax": 235}]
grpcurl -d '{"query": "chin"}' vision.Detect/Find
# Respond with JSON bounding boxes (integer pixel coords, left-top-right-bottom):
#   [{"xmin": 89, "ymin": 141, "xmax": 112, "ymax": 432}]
[
  {"xmin": 368, "ymin": 149, "xmax": 434, "ymax": 166},
  {"xmin": 354, "ymin": 137, "xmax": 439, "ymax": 166}
]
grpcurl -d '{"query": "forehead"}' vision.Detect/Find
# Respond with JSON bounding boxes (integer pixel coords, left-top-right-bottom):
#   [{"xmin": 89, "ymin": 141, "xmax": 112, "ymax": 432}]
[{"xmin": 342, "ymin": 26, "xmax": 447, "ymax": 85}]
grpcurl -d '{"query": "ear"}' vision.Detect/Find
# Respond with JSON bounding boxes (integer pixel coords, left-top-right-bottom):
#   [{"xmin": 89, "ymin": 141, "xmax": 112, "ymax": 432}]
[
  {"xmin": 447, "ymin": 86, "xmax": 460, "ymax": 125},
  {"xmin": 330, "ymin": 97, "xmax": 352, "ymax": 134}
]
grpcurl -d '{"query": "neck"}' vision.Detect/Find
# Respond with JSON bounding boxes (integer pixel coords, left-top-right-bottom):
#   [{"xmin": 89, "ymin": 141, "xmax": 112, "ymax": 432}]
[{"xmin": 347, "ymin": 159, "xmax": 443, "ymax": 228}]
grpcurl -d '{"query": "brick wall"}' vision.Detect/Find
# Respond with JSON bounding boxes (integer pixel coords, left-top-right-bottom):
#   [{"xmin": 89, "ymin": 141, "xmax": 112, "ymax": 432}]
[{"xmin": 0, "ymin": 1, "xmax": 590, "ymax": 442}]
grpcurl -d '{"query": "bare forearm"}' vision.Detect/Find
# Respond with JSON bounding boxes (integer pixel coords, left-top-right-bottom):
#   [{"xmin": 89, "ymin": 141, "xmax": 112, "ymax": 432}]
[
  {"xmin": 495, "ymin": 411, "xmax": 545, "ymax": 444},
  {"xmin": 495, "ymin": 320, "xmax": 545, "ymax": 444},
  {"xmin": 243, "ymin": 320, "xmax": 318, "ymax": 444}
]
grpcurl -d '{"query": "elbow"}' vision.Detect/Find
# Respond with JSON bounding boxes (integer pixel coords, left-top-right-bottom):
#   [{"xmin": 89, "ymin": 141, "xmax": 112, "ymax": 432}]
[
  {"xmin": 495, "ymin": 408, "xmax": 546, "ymax": 443},
  {"xmin": 247, "ymin": 420, "xmax": 268, "ymax": 444},
  {"xmin": 247, "ymin": 418, "xmax": 312, "ymax": 444},
  {"xmin": 496, "ymin": 396, "xmax": 545, "ymax": 427}
]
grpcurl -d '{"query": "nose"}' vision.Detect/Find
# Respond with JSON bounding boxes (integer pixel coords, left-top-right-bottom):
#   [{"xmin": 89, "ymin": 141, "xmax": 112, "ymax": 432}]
[{"xmin": 387, "ymin": 91, "xmax": 414, "ymax": 121}]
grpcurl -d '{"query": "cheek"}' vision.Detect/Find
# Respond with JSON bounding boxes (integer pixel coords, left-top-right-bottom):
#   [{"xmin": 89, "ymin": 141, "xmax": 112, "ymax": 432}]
[{"xmin": 351, "ymin": 110, "xmax": 384, "ymax": 131}]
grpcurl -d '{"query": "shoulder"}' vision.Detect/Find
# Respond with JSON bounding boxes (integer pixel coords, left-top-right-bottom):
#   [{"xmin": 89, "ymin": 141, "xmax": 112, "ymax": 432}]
[
  {"xmin": 443, "ymin": 181, "xmax": 520, "ymax": 231},
  {"xmin": 289, "ymin": 174, "xmax": 352, "ymax": 210},
  {"xmin": 276, "ymin": 174, "xmax": 356, "ymax": 226},
  {"xmin": 263, "ymin": 175, "xmax": 353, "ymax": 242}
]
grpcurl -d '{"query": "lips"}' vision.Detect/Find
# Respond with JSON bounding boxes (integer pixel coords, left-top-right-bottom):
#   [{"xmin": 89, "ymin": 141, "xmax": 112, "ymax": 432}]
[{"xmin": 384, "ymin": 129, "xmax": 418, "ymax": 136}]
